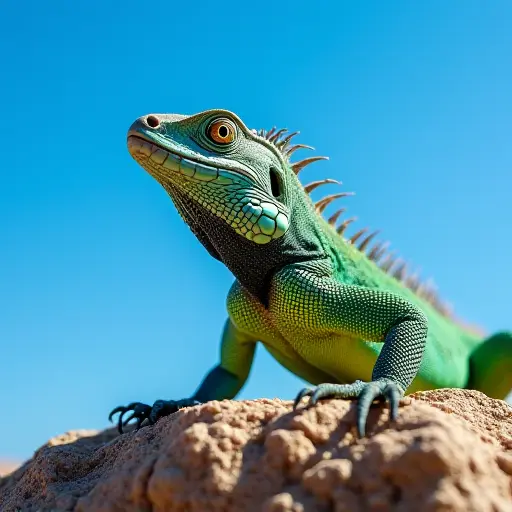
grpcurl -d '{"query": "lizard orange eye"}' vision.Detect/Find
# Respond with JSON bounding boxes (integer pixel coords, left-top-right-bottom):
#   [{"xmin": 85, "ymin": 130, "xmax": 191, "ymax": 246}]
[{"xmin": 208, "ymin": 119, "xmax": 236, "ymax": 144}]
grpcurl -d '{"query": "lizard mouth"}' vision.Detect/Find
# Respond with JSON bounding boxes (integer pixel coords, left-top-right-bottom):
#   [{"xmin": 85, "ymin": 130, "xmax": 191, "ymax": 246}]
[
  {"xmin": 127, "ymin": 135, "xmax": 233, "ymax": 184},
  {"xmin": 127, "ymin": 134, "xmax": 290, "ymax": 245}
]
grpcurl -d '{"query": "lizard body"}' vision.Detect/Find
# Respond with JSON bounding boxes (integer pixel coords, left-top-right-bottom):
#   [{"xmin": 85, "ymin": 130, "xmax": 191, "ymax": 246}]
[{"xmin": 110, "ymin": 109, "xmax": 512, "ymax": 436}]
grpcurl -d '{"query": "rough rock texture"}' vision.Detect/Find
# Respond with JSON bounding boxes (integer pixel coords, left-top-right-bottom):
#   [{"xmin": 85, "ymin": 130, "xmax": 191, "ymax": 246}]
[{"xmin": 1, "ymin": 389, "xmax": 511, "ymax": 512}]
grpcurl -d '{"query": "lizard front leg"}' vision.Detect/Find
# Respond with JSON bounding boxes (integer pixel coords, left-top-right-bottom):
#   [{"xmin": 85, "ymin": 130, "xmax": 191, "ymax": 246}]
[
  {"xmin": 109, "ymin": 318, "xmax": 256, "ymax": 433},
  {"xmin": 272, "ymin": 261, "xmax": 428, "ymax": 437}
]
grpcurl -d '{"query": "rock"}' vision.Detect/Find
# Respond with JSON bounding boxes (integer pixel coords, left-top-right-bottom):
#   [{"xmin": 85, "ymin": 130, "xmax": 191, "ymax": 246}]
[{"xmin": 0, "ymin": 389, "xmax": 511, "ymax": 511}]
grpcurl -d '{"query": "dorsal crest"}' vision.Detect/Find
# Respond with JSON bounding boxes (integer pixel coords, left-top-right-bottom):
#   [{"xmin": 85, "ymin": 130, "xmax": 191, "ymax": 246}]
[{"xmin": 255, "ymin": 125, "xmax": 456, "ymax": 320}]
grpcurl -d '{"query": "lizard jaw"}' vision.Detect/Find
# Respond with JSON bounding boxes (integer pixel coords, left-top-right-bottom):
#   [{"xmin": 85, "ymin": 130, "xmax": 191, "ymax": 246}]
[{"xmin": 127, "ymin": 135, "xmax": 235, "ymax": 186}]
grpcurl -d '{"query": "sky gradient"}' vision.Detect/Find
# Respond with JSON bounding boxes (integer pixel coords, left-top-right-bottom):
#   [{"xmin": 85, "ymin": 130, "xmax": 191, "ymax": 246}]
[{"xmin": 1, "ymin": 1, "xmax": 511, "ymax": 460}]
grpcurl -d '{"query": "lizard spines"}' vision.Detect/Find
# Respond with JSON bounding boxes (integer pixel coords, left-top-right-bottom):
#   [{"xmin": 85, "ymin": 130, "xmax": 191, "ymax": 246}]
[
  {"xmin": 349, "ymin": 227, "xmax": 369, "ymax": 245},
  {"xmin": 291, "ymin": 156, "xmax": 330, "ymax": 175},
  {"xmin": 255, "ymin": 123, "xmax": 456, "ymax": 320},
  {"xmin": 357, "ymin": 230, "xmax": 380, "ymax": 252},
  {"xmin": 337, "ymin": 217, "xmax": 357, "ymax": 235},
  {"xmin": 258, "ymin": 127, "xmax": 316, "ymax": 160},
  {"xmin": 315, "ymin": 192, "xmax": 354, "ymax": 214},
  {"xmin": 303, "ymin": 178, "xmax": 340, "ymax": 194},
  {"xmin": 326, "ymin": 208, "xmax": 346, "ymax": 226},
  {"xmin": 269, "ymin": 128, "xmax": 288, "ymax": 143},
  {"xmin": 285, "ymin": 144, "xmax": 315, "ymax": 157},
  {"xmin": 278, "ymin": 131, "xmax": 300, "ymax": 151},
  {"xmin": 367, "ymin": 241, "xmax": 390, "ymax": 262}
]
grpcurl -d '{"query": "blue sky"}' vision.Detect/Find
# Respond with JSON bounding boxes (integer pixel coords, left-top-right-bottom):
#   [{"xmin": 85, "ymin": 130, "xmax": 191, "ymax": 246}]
[{"xmin": 1, "ymin": 1, "xmax": 511, "ymax": 460}]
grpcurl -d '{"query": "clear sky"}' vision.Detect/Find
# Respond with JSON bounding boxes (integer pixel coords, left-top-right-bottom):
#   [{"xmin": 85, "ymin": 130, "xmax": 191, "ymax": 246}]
[{"xmin": 1, "ymin": 1, "xmax": 511, "ymax": 460}]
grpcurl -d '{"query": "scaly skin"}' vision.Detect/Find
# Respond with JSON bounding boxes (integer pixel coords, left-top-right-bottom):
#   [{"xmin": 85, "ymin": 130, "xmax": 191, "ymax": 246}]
[{"xmin": 109, "ymin": 109, "xmax": 512, "ymax": 436}]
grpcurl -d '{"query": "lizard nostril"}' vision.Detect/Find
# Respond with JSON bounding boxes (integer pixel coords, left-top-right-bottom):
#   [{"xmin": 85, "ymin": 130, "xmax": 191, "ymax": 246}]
[{"xmin": 146, "ymin": 115, "xmax": 160, "ymax": 128}]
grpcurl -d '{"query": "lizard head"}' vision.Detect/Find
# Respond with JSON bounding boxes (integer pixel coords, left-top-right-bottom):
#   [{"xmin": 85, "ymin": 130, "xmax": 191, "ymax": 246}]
[
  {"xmin": 127, "ymin": 108, "xmax": 329, "ymax": 299},
  {"xmin": 127, "ymin": 109, "xmax": 291, "ymax": 245}
]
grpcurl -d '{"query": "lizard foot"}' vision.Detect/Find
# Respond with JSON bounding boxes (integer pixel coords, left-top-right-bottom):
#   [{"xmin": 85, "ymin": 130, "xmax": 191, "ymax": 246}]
[
  {"xmin": 108, "ymin": 398, "xmax": 200, "ymax": 434},
  {"xmin": 293, "ymin": 379, "xmax": 404, "ymax": 437}
]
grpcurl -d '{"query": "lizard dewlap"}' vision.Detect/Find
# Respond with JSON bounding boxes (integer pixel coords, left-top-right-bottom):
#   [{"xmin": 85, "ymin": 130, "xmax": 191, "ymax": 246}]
[{"xmin": 111, "ymin": 108, "xmax": 512, "ymax": 438}]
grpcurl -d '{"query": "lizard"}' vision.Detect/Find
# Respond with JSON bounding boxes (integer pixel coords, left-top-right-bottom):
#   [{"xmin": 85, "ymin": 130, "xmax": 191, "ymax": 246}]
[{"xmin": 109, "ymin": 108, "xmax": 512, "ymax": 437}]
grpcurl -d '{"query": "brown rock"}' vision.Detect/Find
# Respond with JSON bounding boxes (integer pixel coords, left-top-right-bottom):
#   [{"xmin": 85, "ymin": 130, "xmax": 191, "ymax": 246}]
[{"xmin": 0, "ymin": 389, "xmax": 511, "ymax": 511}]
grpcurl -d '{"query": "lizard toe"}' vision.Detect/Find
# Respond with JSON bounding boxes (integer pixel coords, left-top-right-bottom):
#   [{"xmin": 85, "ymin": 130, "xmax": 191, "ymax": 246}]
[
  {"xmin": 293, "ymin": 379, "xmax": 404, "ymax": 437},
  {"xmin": 356, "ymin": 379, "xmax": 404, "ymax": 437},
  {"xmin": 310, "ymin": 381, "xmax": 366, "ymax": 405},
  {"xmin": 293, "ymin": 387, "xmax": 315, "ymax": 409},
  {"xmin": 108, "ymin": 401, "xmax": 152, "ymax": 434},
  {"xmin": 294, "ymin": 381, "xmax": 366, "ymax": 409}
]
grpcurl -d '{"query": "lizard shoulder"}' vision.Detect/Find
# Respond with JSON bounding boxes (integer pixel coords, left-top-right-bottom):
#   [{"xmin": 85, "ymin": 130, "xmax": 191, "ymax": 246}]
[{"xmin": 226, "ymin": 280, "xmax": 271, "ymax": 337}]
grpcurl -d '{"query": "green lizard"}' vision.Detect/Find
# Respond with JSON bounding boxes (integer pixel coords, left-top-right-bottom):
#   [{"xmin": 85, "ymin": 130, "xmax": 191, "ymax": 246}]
[{"xmin": 109, "ymin": 109, "xmax": 512, "ymax": 436}]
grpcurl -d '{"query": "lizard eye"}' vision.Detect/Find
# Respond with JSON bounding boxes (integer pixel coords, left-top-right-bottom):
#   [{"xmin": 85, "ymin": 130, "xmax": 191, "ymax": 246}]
[{"xmin": 207, "ymin": 119, "xmax": 236, "ymax": 145}]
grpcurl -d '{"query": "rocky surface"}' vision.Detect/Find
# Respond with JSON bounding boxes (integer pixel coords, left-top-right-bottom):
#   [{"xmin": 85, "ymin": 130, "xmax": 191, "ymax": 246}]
[{"xmin": 1, "ymin": 389, "xmax": 511, "ymax": 511}]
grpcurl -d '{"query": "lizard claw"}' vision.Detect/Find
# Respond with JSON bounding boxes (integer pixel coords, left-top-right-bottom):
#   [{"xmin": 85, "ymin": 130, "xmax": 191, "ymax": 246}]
[
  {"xmin": 108, "ymin": 402, "xmax": 153, "ymax": 434},
  {"xmin": 293, "ymin": 387, "xmax": 316, "ymax": 409},
  {"xmin": 109, "ymin": 398, "xmax": 201, "ymax": 434},
  {"xmin": 293, "ymin": 379, "xmax": 403, "ymax": 437}
]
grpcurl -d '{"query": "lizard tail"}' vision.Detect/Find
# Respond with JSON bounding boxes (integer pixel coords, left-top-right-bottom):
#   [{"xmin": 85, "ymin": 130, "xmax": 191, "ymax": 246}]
[{"xmin": 467, "ymin": 331, "xmax": 512, "ymax": 400}]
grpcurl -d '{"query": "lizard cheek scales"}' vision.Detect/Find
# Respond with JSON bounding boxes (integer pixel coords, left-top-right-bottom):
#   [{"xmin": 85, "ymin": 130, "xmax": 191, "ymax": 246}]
[{"xmin": 127, "ymin": 118, "xmax": 290, "ymax": 245}]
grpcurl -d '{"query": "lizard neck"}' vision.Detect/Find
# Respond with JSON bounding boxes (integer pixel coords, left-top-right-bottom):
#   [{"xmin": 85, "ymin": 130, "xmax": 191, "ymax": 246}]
[{"xmin": 167, "ymin": 185, "xmax": 329, "ymax": 304}]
